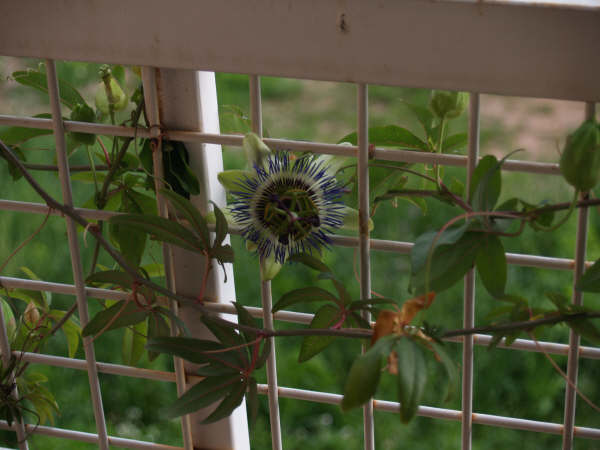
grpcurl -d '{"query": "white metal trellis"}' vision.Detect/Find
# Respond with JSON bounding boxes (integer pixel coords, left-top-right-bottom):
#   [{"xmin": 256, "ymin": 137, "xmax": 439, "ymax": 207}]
[{"xmin": 0, "ymin": 1, "xmax": 599, "ymax": 449}]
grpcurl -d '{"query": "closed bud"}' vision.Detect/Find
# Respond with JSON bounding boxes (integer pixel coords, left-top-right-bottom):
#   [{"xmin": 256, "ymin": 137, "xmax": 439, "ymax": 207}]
[
  {"xmin": 95, "ymin": 76, "xmax": 128, "ymax": 115},
  {"xmin": 429, "ymin": 90, "xmax": 468, "ymax": 119},
  {"xmin": 559, "ymin": 119, "xmax": 600, "ymax": 191},
  {"xmin": 24, "ymin": 301, "xmax": 40, "ymax": 325}
]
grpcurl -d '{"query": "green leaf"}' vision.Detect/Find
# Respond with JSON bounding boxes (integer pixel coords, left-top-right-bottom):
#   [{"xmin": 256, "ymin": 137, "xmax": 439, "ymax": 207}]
[
  {"xmin": 13, "ymin": 70, "xmax": 87, "ymax": 109},
  {"xmin": 247, "ymin": 377, "xmax": 259, "ymax": 426},
  {"xmin": 410, "ymin": 224, "xmax": 469, "ymax": 275},
  {"xmin": 349, "ymin": 298, "xmax": 398, "ymax": 311},
  {"xmin": 567, "ymin": 318, "xmax": 600, "ymax": 345},
  {"xmin": 147, "ymin": 312, "xmax": 170, "ymax": 361},
  {"xmin": 163, "ymin": 141, "xmax": 200, "ymax": 196},
  {"xmin": 402, "ymin": 101, "xmax": 434, "ymax": 139},
  {"xmin": 122, "ymin": 320, "xmax": 147, "ymax": 366},
  {"xmin": 210, "ymin": 203, "xmax": 229, "ymax": 247},
  {"xmin": 287, "ymin": 253, "xmax": 331, "ymax": 273},
  {"xmin": 201, "ymin": 377, "xmax": 248, "ymax": 424},
  {"xmin": 0, "ymin": 114, "xmax": 53, "ymax": 146},
  {"xmin": 576, "ymin": 258, "xmax": 600, "ymax": 293},
  {"xmin": 109, "ymin": 213, "xmax": 205, "ymax": 253},
  {"xmin": 545, "ymin": 292, "xmax": 569, "ymax": 312},
  {"xmin": 232, "ymin": 302, "xmax": 258, "ymax": 343},
  {"xmin": 395, "ymin": 338, "xmax": 427, "ymax": 423},
  {"xmin": 160, "ymin": 189, "xmax": 210, "ymax": 248},
  {"xmin": 109, "ymin": 204, "xmax": 147, "ymax": 268},
  {"xmin": 254, "ymin": 338, "xmax": 271, "ymax": 370},
  {"xmin": 442, "ymin": 133, "xmax": 468, "ymax": 153},
  {"xmin": 340, "ymin": 206, "xmax": 374, "ymax": 232},
  {"xmin": 338, "ymin": 125, "xmax": 427, "ymax": 150},
  {"xmin": 48, "ymin": 310, "xmax": 81, "ymax": 358},
  {"xmin": 201, "ymin": 315, "xmax": 249, "ymax": 366},
  {"xmin": 298, "ymin": 304, "xmax": 341, "ymax": 362},
  {"xmin": 146, "ymin": 337, "xmax": 242, "ymax": 368},
  {"xmin": 475, "ymin": 234, "xmax": 507, "ymax": 298},
  {"xmin": 163, "ymin": 374, "xmax": 241, "ymax": 418},
  {"xmin": 86, "ymin": 270, "xmax": 134, "ymax": 290},
  {"xmin": 410, "ymin": 231, "xmax": 481, "ymax": 295},
  {"xmin": 272, "ymin": 287, "xmax": 340, "ymax": 313},
  {"xmin": 82, "ymin": 300, "xmax": 147, "ymax": 337},
  {"xmin": 371, "ymin": 172, "xmax": 408, "ymax": 206},
  {"xmin": 470, "ymin": 155, "xmax": 501, "ymax": 211},
  {"xmin": 431, "ymin": 342, "xmax": 458, "ymax": 402},
  {"xmin": 341, "ymin": 336, "xmax": 395, "ymax": 411},
  {"xmin": 196, "ymin": 364, "xmax": 240, "ymax": 377}
]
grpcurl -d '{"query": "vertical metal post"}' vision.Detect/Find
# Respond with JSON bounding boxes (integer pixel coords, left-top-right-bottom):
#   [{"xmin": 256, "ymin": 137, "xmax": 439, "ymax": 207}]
[
  {"xmin": 251, "ymin": 74, "xmax": 283, "ymax": 450},
  {"xmin": 462, "ymin": 92, "xmax": 480, "ymax": 450},
  {"xmin": 357, "ymin": 83, "xmax": 375, "ymax": 450},
  {"xmin": 141, "ymin": 67, "xmax": 194, "ymax": 450},
  {"xmin": 45, "ymin": 59, "xmax": 109, "ymax": 450},
  {"xmin": 561, "ymin": 101, "xmax": 594, "ymax": 450},
  {"xmin": 148, "ymin": 68, "xmax": 251, "ymax": 449}
]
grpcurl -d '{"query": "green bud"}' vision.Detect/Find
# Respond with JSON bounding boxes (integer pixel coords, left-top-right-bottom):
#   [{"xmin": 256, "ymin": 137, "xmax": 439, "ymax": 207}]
[
  {"xmin": 1, "ymin": 298, "xmax": 16, "ymax": 340},
  {"xmin": 559, "ymin": 119, "xmax": 600, "ymax": 191},
  {"xmin": 69, "ymin": 103, "xmax": 96, "ymax": 146},
  {"xmin": 243, "ymin": 132, "xmax": 271, "ymax": 168},
  {"xmin": 260, "ymin": 253, "xmax": 282, "ymax": 281},
  {"xmin": 95, "ymin": 77, "xmax": 128, "ymax": 115},
  {"xmin": 429, "ymin": 90, "xmax": 468, "ymax": 119}
]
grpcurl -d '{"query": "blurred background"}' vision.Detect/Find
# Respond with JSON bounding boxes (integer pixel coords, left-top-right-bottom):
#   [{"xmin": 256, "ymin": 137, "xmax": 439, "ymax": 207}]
[{"xmin": 0, "ymin": 57, "xmax": 599, "ymax": 449}]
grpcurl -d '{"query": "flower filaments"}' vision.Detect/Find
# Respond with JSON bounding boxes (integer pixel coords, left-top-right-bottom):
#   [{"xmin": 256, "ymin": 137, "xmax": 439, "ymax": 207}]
[{"xmin": 231, "ymin": 152, "xmax": 345, "ymax": 263}]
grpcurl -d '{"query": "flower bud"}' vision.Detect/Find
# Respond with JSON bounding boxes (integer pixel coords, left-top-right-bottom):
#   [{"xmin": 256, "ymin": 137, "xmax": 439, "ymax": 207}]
[
  {"xmin": 559, "ymin": 119, "xmax": 600, "ymax": 191},
  {"xmin": 69, "ymin": 103, "xmax": 96, "ymax": 146},
  {"xmin": 24, "ymin": 301, "xmax": 40, "ymax": 325},
  {"xmin": 95, "ymin": 77, "xmax": 128, "ymax": 115},
  {"xmin": 429, "ymin": 90, "xmax": 468, "ymax": 119}
]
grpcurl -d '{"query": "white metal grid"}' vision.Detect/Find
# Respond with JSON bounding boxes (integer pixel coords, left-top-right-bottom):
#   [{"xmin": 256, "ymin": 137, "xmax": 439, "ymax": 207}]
[{"xmin": 0, "ymin": 1, "xmax": 599, "ymax": 448}]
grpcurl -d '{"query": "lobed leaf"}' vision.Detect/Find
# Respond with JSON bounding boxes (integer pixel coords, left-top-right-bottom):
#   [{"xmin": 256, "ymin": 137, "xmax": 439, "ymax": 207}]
[
  {"xmin": 13, "ymin": 70, "xmax": 88, "ymax": 109},
  {"xmin": 272, "ymin": 287, "xmax": 340, "ymax": 313},
  {"xmin": 82, "ymin": 300, "xmax": 147, "ymax": 337}
]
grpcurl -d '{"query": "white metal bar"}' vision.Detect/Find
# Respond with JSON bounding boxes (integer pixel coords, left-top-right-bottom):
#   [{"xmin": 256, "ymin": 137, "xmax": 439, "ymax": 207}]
[
  {"xmin": 4, "ymin": 198, "xmax": 594, "ymax": 272},
  {"xmin": 2, "ymin": 274, "xmax": 600, "ymax": 360},
  {"xmin": 0, "ymin": 113, "xmax": 563, "ymax": 176},
  {"xmin": 3, "ymin": 1, "xmax": 600, "ymax": 101},
  {"xmin": 561, "ymin": 102, "xmax": 595, "ymax": 450},
  {"xmin": 251, "ymin": 74, "xmax": 283, "ymax": 450},
  {"xmin": 0, "ymin": 282, "xmax": 28, "ymax": 448},
  {"xmin": 357, "ymin": 83, "xmax": 375, "ymax": 450},
  {"xmin": 45, "ymin": 59, "xmax": 110, "ymax": 450},
  {"xmin": 0, "ymin": 421, "xmax": 184, "ymax": 450},
  {"xmin": 141, "ymin": 67, "xmax": 194, "ymax": 450},
  {"xmin": 462, "ymin": 92, "xmax": 480, "ymax": 450}
]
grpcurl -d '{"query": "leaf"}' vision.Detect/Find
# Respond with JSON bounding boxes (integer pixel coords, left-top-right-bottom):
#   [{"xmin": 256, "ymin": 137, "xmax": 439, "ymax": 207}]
[
  {"xmin": 410, "ymin": 224, "xmax": 469, "ymax": 275},
  {"xmin": 201, "ymin": 377, "xmax": 248, "ymax": 424},
  {"xmin": 567, "ymin": 318, "xmax": 600, "ymax": 345},
  {"xmin": 82, "ymin": 300, "xmax": 147, "ymax": 337},
  {"xmin": 246, "ymin": 377, "xmax": 259, "ymax": 426},
  {"xmin": 254, "ymin": 338, "xmax": 271, "ymax": 370},
  {"xmin": 86, "ymin": 270, "xmax": 134, "ymax": 290},
  {"xmin": 109, "ymin": 213, "xmax": 205, "ymax": 253},
  {"xmin": 340, "ymin": 206, "xmax": 374, "ymax": 232},
  {"xmin": 475, "ymin": 234, "xmax": 507, "ymax": 298},
  {"xmin": 163, "ymin": 140, "xmax": 200, "ymax": 196},
  {"xmin": 272, "ymin": 287, "xmax": 340, "ymax": 313},
  {"xmin": 349, "ymin": 298, "xmax": 398, "ymax": 311},
  {"xmin": 48, "ymin": 309, "xmax": 81, "ymax": 358},
  {"xmin": 122, "ymin": 320, "xmax": 147, "ymax": 366},
  {"xmin": 410, "ymin": 231, "xmax": 481, "ymax": 295},
  {"xmin": 202, "ymin": 315, "xmax": 249, "ymax": 366},
  {"xmin": 146, "ymin": 337, "xmax": 242, "ymax": 368},
  {"xmin": 211, "ymin": 244, "xmax": 235, "ymax": 264},
  {"xmin": 431, "ymin": 342, "xmax": 458, "ymax": 402},
  {"xmin": 395, "ymin": 338, "xmax": 427, "ymax": 423},
  {"xmin": 545, "ymin": 292, "xmax": 570, "ymax": 312},
  {"xmin": 13, "ymin": 70, "xmax": 87, "ymax": 109},
  {"xmin": 318, "ymin": 272, "xmax": 352, "ymax": 305},
  {"xmin": 147, "ymin": 312, "xmax": 170, "ymax": 361},
  {"xmin": 341, "ymin": 336, "xmax": 395, "ymax": 411},
  {"xmin": 211, "ymin": 201, "xmax": 229, "ymax": 246},
  {"xmin": 338, "ymin": 125, "xmax": 427, "ymax": 150},
  {"xmin": 442, "ymin": 133, "xmax": 468, "ymax": 153},
  {"xmin": 402, "ymin": 101, "xmax": 434, "ymax": 139},
  {"xmin": 470, "ymin": 155, "xmax": 501, "ymax": 211},
  {"xmin": 232, "ymin": 302, "xmax": 258, "ymax": 343},
  {"xmin": 287, "ymin": 253, "xmax": 331, "ymax": 273},
  {"xmin": 0, "ymin": 114, "xmax": 53, "ymax": 146},
  {"xmin": 196, "ymin": 364, "xmax": 240, "ymax": 377},
  {"xmin": 298, "ymin": 304, "xmax": 341, "ymax": 362},
  {"xmin": 109, "ymin": 204, "xmax": 147, "ymax": 268},
  {"xmin": 371, "ymin": 172, "xmax": 408, "ymax": 206},
  {"xmin": 163, "ymin": 374, "xmax": 241, "ymax": 418},
  {"xmin": 576, "ymin": 258, "xmax": 600, "ymax": 293},
  {"xmin": 160, "ymin": 189, "xmax": 210, "ymax": 248}
]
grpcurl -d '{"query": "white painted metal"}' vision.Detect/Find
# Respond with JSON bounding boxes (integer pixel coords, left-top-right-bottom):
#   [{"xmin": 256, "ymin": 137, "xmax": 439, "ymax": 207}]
[
  {"xmin": 357, "ymin": 83, "xmax": 375, "ymax": 450},
  {"xmin": 141, "ymin": 67, "xmax": 194, "ymax": 450},
  {"xmin": 45, "ymin": 59, "xmax": 110, "ymax": 450},
  {"xmin": 561, "ymin": 102, "xmax": 594, "ymax": 450},
  {"xmin": 150, "ymin": 68, "xmax": 250, "ymax": 449},
  {"xmin": 461, "ymin": 93, "xmax": 480, "ymax": 450},
  {"xmin": 1, "ymin": 1, "xmax": 600, "ymax": 101}
]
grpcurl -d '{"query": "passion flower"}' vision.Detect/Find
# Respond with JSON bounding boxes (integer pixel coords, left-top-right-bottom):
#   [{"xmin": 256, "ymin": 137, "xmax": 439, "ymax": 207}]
[{"xmin": 230, "ymin": 151, "xmax": 345, "ymax": 263}]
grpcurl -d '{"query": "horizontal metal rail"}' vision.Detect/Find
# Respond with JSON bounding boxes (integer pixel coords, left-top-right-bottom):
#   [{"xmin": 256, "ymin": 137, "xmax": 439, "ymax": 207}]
[
  {"xmin": 1, "ymin": 276, "xmax": 598, "ymax": 360},
  {"xmin": 0, "ymin": 199, "xmax": 591, "ymax": 272},
  {"xmin": 4, "ymin": 354, "xmax": 600, "ymax": 441},
  {"xmin": 0, "ymin": 114, "xmax": 561, "ymax": 175},
  {"xmin": 0, "ymin": 421, "xmax": 184, "ymax": 450}
]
